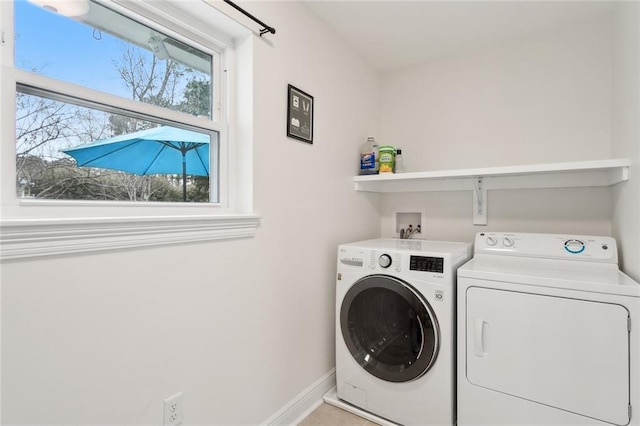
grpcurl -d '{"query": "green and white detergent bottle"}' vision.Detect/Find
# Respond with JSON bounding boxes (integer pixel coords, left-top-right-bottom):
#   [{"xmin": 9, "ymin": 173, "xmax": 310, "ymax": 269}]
[{"xmin": 378, "ymin": 145, "xmax": 396, "ymax": 173}]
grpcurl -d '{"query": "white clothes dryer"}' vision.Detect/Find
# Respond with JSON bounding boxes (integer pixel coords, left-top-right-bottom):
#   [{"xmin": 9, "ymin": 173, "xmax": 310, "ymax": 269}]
[
  {"xmin": 457, "ymin": 232, "xmax": 640, "ymax": 426},
  {"xmin": 335, "ymin": 238, "xmax": 472, "ymax": 425}
]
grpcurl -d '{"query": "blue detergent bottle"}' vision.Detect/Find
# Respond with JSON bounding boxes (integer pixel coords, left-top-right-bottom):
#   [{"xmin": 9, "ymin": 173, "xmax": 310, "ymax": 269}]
[{"xmin": 359, "ymin": 136, "xmax": 379, "ymax": 175}]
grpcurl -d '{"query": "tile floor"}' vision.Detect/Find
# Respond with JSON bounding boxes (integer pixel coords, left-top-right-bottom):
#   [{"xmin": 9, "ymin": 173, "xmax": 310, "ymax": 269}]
[{"xmin": 298, "ymin": 403, "xmax": 380, "ymax": 426}]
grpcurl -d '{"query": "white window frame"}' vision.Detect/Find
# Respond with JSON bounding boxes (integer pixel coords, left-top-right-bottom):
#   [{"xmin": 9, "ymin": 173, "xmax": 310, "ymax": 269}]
[{"xmin": 0, "ymin": 0, "xmax": 259, "ymax": 260}]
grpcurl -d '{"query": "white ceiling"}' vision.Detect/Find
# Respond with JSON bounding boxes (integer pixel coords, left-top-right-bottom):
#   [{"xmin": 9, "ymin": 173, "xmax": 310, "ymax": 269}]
[{"xmin": 302, "ymin": 1, "xmax": 615, "ymax": 72}]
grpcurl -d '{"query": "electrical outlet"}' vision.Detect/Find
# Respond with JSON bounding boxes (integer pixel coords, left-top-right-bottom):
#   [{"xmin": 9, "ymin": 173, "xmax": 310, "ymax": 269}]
[{"xmin": 163, "ymin": 392, "xmax": 184, "ymax": 426}]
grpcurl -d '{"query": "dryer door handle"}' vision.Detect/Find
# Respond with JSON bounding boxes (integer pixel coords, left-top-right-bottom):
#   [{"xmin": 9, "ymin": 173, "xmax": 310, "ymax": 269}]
[{"xmin": 474, "ymin": 318, "xmax": 488, "ymax": 357}]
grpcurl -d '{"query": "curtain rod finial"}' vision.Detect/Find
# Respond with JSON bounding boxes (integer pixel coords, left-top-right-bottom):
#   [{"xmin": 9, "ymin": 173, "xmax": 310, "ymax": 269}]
[{"xmin": 259, "ymin": 27, "xmax": 276, "ymax": 36}]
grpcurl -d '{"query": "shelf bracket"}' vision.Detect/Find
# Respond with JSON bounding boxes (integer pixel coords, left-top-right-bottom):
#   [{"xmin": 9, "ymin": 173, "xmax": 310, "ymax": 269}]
[{"xmin": 473, "ymin": 177, "xmax": 487, "ymax": 225}]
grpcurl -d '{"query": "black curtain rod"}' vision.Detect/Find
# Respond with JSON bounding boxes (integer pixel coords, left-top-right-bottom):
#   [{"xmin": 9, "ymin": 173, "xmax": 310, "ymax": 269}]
[{"xmin": 223, "ymin": 0, "xmax": 276, "ymax": 36}]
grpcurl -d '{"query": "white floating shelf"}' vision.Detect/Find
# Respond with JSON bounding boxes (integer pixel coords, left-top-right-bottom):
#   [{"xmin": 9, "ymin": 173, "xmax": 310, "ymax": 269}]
[
  {"xmin": 354, "ymin": 159, "xmax": 630, "ymax": 192},
  {"xmin": 354, "ymin": 158, "xmax": 630, "ymax": 225}
]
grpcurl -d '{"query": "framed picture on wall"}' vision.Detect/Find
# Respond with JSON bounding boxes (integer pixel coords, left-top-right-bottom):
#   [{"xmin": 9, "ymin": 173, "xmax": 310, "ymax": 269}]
[{"xmin": 287, "ymin": 84, "xmax": 314, "ymax": 144}]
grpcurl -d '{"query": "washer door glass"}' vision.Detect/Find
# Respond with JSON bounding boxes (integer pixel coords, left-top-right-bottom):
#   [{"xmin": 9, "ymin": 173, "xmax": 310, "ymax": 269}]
[{"xmin": 341, "ymin": 275, "xmax": 439, "ymax": 383}]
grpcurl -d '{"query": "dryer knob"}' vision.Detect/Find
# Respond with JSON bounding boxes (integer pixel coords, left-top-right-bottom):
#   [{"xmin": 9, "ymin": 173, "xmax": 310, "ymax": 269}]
[
  {"xmin": 486, "ymin": 236, "xmax": 497, "ymax": 246},
  {"xmin": 503, "ymin": 237, "xmax": 515, "ymax": 247},
  {"xmin": 564, "ymin": 239, "xmax": 585, "ymax": 254},
  {"xmin": 379, "ymin": 254, "xmax": 392, "ymax": 268}
]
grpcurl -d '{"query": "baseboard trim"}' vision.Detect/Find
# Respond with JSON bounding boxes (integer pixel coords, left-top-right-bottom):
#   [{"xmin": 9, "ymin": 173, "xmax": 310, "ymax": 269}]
[
  {"xmin": 263, "ymin": 368, "xmax": 336, "ymax": 425},
  {"xmin": 323, "ymin": 387, "xmax": 398, "ymax": 426}
]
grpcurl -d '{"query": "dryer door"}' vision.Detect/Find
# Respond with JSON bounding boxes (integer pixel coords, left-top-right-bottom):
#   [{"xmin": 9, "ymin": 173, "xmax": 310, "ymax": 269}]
[
  {"xmin": 465, "ymin": 287, "xmax": 630, "ymax": 426},
  {"xmin": 340, "ymin": 274, "xmax": 439, "ymax": 382}
]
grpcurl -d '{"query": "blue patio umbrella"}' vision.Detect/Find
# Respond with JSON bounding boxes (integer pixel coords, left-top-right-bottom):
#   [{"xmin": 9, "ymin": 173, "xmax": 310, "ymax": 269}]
[{"xmin": 62, "ymin": 126, "xmax": 210, "ymax": 201}]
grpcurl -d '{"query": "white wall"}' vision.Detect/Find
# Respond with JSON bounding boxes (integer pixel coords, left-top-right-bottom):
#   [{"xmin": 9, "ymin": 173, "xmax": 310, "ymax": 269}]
[
  {"xmin": 0, "ymin": 2, "xmax": 380, "ymax": 424},
  {"xmin": 378, "ymin": 14, "xmax": 615, "ymax": 241},
  {"xmin": 612, "ymin": 1, "xmax": 640, "ymax": 281}
]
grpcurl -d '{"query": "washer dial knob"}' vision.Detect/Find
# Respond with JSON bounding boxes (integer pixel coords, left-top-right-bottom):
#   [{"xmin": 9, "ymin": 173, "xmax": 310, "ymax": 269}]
[
  {"xmin": 379, "ymin": 254, "xmax": 392, "ymax": 268},
  {"xmin": 564, "ymin": 239, "xmax": 585, "ymax": 254},
  {"xmin": 503, "ymin": 237, "xmax": 515, "ymax": 247},
  {"xmin": 486, "ymin": 237, "xmax": 497, "ymax": 246}
]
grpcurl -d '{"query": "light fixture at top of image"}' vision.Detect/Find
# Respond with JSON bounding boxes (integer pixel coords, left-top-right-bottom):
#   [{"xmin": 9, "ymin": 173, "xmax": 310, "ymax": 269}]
[{"xmin": 28, "ymin": 0, "xmax": 89, "ymax": 17}]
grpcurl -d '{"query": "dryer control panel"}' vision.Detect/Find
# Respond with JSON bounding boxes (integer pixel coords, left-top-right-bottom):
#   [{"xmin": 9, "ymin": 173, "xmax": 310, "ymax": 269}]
[{"xmin": 475, "ymin": 232, "xmax": 618, "ymax": 263}]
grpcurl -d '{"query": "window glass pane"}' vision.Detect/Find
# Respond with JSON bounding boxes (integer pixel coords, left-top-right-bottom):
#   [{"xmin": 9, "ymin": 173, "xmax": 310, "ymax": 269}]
[
  {"xmin": 15, "ymin": 0, "xmax": 213, "ymax": 118},
  {"xmin": 16, "ymin": 90, "xmax": 216, "ymax": 203}
]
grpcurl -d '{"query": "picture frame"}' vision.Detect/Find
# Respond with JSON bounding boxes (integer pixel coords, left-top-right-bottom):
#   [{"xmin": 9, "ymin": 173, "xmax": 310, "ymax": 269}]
[{"xmin": 287, "ymin": 84, "xmax": 314, "ymax": 144}]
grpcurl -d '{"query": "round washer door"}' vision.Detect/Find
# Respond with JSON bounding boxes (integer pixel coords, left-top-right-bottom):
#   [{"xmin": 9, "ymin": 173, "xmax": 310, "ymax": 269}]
[{"xmin": 340, "ymin": 274, "xmax": 439, "ymax": 383}]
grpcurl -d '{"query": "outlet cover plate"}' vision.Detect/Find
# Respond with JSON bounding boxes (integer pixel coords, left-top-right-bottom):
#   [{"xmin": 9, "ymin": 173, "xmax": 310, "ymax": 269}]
[{"xmin": 163, "ymin": 392, "xmax": 184, "ymax": 426}]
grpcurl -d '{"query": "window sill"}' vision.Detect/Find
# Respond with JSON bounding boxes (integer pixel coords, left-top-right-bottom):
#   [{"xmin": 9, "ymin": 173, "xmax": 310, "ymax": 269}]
[{"xmin": 0, "ymin": 214, "xmax": 260, "ymax": 261}]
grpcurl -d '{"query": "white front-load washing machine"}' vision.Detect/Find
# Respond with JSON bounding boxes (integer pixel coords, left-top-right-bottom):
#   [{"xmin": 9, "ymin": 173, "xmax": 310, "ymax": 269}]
[
  {"xmin": 334, "ymin": 238, "xmax": 472, "ymax": 425},
  {"xmin": 457, "ymin": 232, "xmax": 640, "ymax": 426}
]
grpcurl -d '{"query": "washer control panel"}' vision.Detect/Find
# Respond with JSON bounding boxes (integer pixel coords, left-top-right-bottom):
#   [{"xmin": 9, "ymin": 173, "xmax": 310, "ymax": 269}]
[
  {"xmin": 475, "ymin": 232, "xmax": 617, "ymax": 263},
  {"xmin": 338, "ymin": 247, "xmax": 448, "ymax": 274}
]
